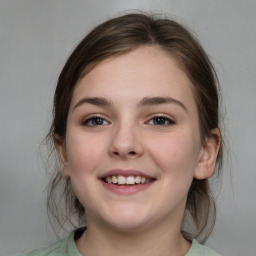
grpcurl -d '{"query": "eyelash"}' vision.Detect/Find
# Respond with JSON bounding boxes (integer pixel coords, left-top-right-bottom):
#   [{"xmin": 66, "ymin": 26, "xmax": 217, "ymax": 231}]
[
  {"xmin": 147, "ymin": 116, "xmax": 175, "ymax": 126},
  {"xmin": 82, "ymin": 116, "xmax": 110, "ymax": 127},
  {"xmin": 82, "ymin": 115, "xmax": 175, "ymax": 127}
]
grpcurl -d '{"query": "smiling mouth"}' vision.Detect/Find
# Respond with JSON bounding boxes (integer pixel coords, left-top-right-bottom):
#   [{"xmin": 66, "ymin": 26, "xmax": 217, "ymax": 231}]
[{"xmin": 102, "ymin": 175, "xmax": 155, "ymax": 185}]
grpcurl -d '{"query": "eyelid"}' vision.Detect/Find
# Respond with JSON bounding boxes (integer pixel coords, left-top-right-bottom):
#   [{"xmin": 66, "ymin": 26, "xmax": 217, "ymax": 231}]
[
  {"xmin": 146, "ymin": 114, "xmax": 176, "ymax": 126},
  {"xmin": 81, "ymin": 114, "xmax": 111, "ymax": 126}
]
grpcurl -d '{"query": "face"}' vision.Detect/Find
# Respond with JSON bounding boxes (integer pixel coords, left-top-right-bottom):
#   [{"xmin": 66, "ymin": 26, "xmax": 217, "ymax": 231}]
[{"xmin": 56, "ymin": 47, "xmax": 215, "ymax": 233}]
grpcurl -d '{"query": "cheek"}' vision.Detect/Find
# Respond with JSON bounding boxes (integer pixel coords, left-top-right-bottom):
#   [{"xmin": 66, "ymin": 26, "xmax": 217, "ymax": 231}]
[
  {"xmin": 64, "ymin": 133, "xmax": 106, "ymax": 208},
  {"xmin": 65, "ymin": 132, "xmax": 105, "ymax": 176},
  {"xmin": 144, "ymin": 133, "xmax": 201, "ymax": 215},
  {"xmin": 148, "ymin": 132, "xmax": 200, "ymax": 177}
]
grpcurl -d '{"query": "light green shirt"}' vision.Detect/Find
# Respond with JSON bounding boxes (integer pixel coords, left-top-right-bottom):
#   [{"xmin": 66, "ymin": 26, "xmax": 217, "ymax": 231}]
[{"xmin": 19, "ymin": 231, "xmax": 221, "ymax": 256}]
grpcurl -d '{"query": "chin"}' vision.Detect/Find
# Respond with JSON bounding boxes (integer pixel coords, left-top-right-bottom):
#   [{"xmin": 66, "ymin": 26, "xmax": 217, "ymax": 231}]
[
  {"xmin": 106, "ymin": 218, "xmax": 150, "ymax": 233},
  {"xmin": 98, "ymin": 206, "xmax": 153, "ymax": 232}
]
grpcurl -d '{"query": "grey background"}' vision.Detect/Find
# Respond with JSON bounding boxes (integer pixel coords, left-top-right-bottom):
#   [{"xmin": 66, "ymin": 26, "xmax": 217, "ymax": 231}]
[{"xmin": 0, "ymin": 1, "xmax": 255, "ymax": 255}]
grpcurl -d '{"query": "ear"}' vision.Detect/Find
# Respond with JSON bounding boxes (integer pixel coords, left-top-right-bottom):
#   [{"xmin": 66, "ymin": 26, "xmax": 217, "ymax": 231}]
[
  {"xmin": 194, "ymin": 128, "xmax": 221, "ymax": 180},
  {"xmin": 54, "ymin": 134, "xmax": 70, "ymax": 177}
]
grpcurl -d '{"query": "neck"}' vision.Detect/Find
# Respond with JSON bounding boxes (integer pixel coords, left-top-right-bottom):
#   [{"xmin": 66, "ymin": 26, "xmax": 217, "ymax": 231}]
[{"xmin": 76, "ymin": 216, "xmax": 190, "ymax": 256}]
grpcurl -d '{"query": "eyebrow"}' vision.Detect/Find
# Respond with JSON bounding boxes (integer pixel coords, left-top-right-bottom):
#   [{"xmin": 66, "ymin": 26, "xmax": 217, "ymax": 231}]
[
  {"xmin": 138, "ymin": 96, "xmax": 188, "ymax": 112},
  {"xmin": 73, "ymin": 97, "xmax": 111, "ymax": 110},
  {"xmin": 73, "ymin": 96, "xmax": 187, "ymax": 112}
]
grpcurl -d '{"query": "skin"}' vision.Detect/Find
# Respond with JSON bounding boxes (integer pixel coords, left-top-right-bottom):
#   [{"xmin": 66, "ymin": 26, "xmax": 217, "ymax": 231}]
[{"xmin": 55, "ymin": 46, "xmax": 220, "ymax": 256}]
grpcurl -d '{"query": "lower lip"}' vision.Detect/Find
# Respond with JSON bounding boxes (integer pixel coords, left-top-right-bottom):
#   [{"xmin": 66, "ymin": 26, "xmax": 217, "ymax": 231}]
[{"xmin": 100, "ymin": 180, "xmax": 155, "ymax": 195}]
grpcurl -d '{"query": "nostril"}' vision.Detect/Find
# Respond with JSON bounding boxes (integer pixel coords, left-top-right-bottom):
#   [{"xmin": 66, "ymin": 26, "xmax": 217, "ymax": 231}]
[{"xmin": 111, "ymin": 150, "xmax": 137, "ymax": 157}]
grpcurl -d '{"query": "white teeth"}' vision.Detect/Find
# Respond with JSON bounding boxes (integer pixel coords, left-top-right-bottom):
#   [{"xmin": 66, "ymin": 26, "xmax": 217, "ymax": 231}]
[
  {"xmin": 135, "ymin": 176, "xmax": 141, "ymax": 183},
  {"xmin": 126, "ymin": 176, "xmax": 135, "ymax": 184},
  {"xmin": 104, "ymin": 175, "xmax": 152, "ymax": 185},
  {"xmin": 117, "ymin": 176, "xmax": 126, "ymax": 184},
  {"xmin": 112, "ymin": 175, "xmax": 118, "ymax": 184}
]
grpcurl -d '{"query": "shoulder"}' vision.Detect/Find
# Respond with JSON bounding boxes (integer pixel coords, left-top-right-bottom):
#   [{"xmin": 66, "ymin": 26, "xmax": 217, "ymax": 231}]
[
  {"xmin": 17, "ymin": 231, "xmax": 82, "ymax": 256},
  {"xmin": 186, "ymin": 239, "xmax": 221, "ymax": 256}
]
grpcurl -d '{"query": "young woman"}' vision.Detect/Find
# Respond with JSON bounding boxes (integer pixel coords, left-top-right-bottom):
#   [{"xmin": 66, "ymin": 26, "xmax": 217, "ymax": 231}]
[{"xmin": 21, "ymin": 13, "xmax": 223, "ymax": 256}]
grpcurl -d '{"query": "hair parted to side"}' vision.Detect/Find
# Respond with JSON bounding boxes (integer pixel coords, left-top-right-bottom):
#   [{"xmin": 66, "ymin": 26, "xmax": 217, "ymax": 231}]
[{"xmin": 46, "ymin": 12, "xmax": 223, "ymax": 243}]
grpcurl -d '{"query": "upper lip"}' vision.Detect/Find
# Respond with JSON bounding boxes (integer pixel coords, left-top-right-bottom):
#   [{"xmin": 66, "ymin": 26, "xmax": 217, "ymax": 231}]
[{"xmin": 98, "ymin": 169, "xmax": 156, "ymax": 179}]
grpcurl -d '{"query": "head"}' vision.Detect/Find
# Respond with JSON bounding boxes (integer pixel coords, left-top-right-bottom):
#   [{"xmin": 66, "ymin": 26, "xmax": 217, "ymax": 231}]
[{"xmin": 46, "ymin": 13, "xmax": 222, "ymax": 242}]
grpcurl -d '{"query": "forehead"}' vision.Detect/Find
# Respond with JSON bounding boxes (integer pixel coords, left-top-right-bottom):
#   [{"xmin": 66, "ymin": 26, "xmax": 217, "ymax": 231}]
[{"xmin": 71, "ymin": 47, "xmax": 196, "ymax": 109}]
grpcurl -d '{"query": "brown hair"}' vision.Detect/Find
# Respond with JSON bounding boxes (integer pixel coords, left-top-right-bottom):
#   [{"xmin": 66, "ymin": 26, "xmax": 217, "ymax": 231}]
[{"xmin": 46, "ymin": 12, "xmax": 223, "ymax": 243}]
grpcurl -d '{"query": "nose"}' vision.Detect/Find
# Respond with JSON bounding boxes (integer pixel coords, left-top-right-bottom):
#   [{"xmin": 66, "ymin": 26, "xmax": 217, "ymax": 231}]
[{"xmin": 108, "ymin": 123, "xmax": 144, "ymax": 159}]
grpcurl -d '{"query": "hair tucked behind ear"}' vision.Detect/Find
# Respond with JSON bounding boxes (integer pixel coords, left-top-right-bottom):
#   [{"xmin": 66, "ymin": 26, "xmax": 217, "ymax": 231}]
[{"xmin": 45, "ymin": 12, "xmax": 223, "ymax": 242}]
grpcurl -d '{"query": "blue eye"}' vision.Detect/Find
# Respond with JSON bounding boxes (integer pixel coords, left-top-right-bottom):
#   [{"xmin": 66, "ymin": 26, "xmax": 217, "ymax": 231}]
[
  {"xmin": 148, "ymin": 116, "xmax": 175, "ymax": 126},
  {"xmin": 83, "ymin": 117, "xmax": 109, "ymax": 126}
]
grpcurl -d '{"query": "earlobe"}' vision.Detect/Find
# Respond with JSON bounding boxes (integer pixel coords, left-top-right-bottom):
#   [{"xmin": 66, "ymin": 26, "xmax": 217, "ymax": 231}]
[
  {"xmin": 54, "ymin": 134, "xmax": 70, "ymax": 177},
  {"xmin": 194, "ymin": 128, "xmax": 221, "ymax": 180}
]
